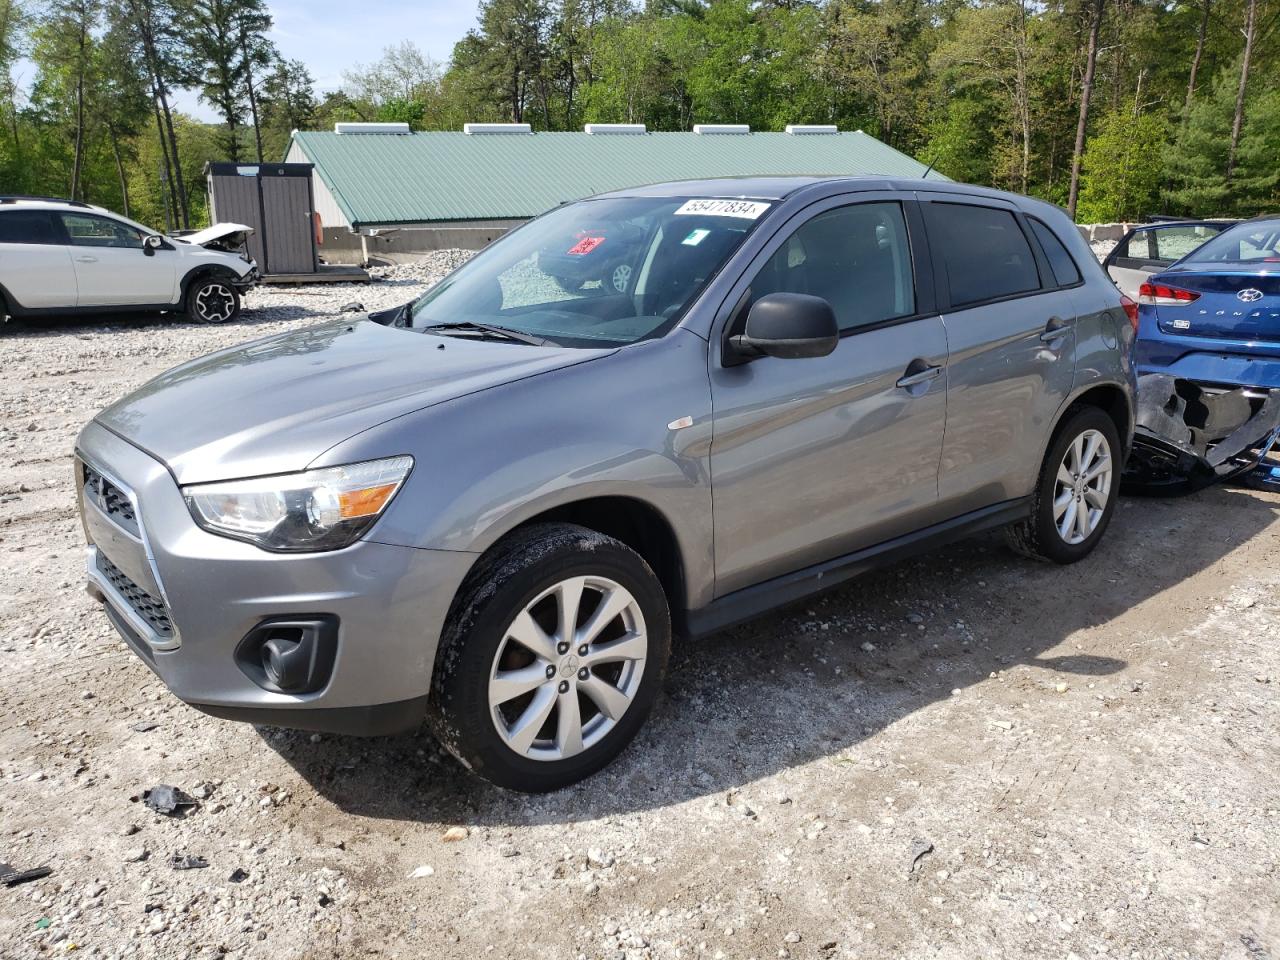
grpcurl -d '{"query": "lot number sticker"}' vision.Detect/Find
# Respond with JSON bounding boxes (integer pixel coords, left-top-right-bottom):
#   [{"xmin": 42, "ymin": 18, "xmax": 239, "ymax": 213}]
[{"xmin": 674, "ymin": 199, "xmax": 770, "ymax": 220}]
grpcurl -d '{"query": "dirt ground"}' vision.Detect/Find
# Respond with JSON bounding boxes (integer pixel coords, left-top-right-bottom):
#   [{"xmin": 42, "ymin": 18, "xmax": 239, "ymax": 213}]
[{"xmin": 2, "ymin": 282, "xmax": 1278, "ymax": 960}]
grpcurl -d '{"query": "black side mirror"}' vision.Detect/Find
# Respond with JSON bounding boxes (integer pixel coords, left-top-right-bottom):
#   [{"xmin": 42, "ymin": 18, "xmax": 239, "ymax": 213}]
[
  {"xmin": 143, "ymin": 234, "xmax": 163, "ymax": 256},
  {"xmin": 729, "ymin": 292, "xmax": 839, "ymax": 361}
]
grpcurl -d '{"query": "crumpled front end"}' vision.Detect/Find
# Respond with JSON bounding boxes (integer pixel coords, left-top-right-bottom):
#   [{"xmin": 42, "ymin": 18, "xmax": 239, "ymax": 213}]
[{"xmin": 1122, "ymin": 374, "xmax": 1280, "ymax": 495}]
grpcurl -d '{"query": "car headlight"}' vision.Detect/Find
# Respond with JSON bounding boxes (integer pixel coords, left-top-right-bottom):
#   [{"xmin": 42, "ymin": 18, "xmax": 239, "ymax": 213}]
[{"xmin": 182, "ymin": 456, "xmax": 413, "ymax": 552}]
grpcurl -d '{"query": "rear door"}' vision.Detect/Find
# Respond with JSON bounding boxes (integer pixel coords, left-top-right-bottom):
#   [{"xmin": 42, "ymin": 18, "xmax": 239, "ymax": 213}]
[
  {"xmin": 0, "ymin": 209, "xmax": 78, "ymax": 309},
  {"xmin": 58, "ymin": 212, "xmax": 176, "ymax": 306},
  {"xmin": 919, "ymin": 194, "xmax": 1078, "ymax": 516},
  {"xmin": 1105, "ymin": 223, "xmax": 1224, "ymax": 298},
  {"xmin": 708, "ymin": 193, "xmax": 949, "ymax": 595}
]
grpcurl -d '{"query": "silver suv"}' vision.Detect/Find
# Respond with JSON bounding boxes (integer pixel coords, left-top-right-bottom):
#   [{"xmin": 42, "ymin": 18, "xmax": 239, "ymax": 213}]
[
  {"xmin": 76, "ymin": 177, "xmax": 1135, "ymax": 791},
  {"xmin": 0, "ymin": 196, "xmax": 257, "ymax": 325}
]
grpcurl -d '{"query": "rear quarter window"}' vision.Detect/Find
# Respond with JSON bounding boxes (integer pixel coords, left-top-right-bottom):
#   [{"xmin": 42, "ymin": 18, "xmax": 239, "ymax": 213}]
[
  {"xmin": 1028, "ymin": 218, "xmax": 1082, "ymax": 287},
  {"xmin": 925, "ymin": 202, "xmax": 1041, "ymax": 308}
]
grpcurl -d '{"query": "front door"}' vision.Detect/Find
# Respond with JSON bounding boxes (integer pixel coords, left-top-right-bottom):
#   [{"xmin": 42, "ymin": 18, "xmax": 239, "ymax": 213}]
[
  {"xmin": 708, "ymin": 195, "xmax": 948, "ymax": 596},
  {"xmin": 917, "ymin": 194, "xmax": 1078, "ymax": 515},
  {"xmin": 58, "ymin": 212, "xmax": 177, "ymax": 307}
]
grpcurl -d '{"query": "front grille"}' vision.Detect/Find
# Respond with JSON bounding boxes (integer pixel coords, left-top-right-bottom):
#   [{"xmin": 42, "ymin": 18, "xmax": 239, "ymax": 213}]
[
  {"xmin": 97, "ymin": 553, "xmax": 173, "ymax": 639},
  {"xmin": 82, "ymin": 463, "xmax": 139, "ymax": 537}
]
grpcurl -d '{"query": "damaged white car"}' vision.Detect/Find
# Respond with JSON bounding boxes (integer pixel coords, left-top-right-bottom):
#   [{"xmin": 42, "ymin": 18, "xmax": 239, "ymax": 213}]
[{"xmin": 0, "ymin": 196, "xmax": 257, "ymax": 325}]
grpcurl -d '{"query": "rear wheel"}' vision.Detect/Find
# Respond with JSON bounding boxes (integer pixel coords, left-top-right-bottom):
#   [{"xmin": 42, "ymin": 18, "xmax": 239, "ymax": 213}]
[
  {"xmin": 428, "ymin": 523, "xmax": 671, "ymax": 792},
  {"xmin": 1007, "ymin": 406, "xmax": 1120, "ymax": 564},
  {"xmin": 186, "ymin": 275, "xmax": 241, "ymax": 324}
]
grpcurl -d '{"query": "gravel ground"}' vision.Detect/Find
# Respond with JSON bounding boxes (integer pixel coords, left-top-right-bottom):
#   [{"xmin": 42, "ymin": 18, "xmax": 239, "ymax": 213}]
[{"xmin": 2, "ymin": 249, "xmax": 1279, "ymax": 960}]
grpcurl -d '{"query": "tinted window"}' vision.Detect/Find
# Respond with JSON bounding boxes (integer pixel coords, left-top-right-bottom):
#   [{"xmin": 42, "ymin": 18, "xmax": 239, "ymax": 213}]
[
  {"xmin": 1029, "ymin": 218, "xmax": 1081, "ymax": 286},
  {"xmin": 926, "ymin": 203, "xmax": 1040, "ymax": 307},
  {"xmin": 60, "ymin": 213, "xmax": 144, "ymax": 249},
  {"xmin": 748, "ymin": 202, "xmax": 915, "ymax": 332},
  {"xmin": 0, "ymin": 210, "xmax": 59, "ymax": 244}
]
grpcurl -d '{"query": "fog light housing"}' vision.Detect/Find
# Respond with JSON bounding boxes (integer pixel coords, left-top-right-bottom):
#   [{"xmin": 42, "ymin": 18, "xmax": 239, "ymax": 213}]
[{"xmin": 235, "ymin": 616, "xmax": 338, "ymax": 694}]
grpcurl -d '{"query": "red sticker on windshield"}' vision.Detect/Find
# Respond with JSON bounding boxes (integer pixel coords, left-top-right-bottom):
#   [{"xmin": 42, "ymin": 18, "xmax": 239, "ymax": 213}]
[{"xmin": 567, "ymin": 236, "xmax": 605, "ymax": 255}]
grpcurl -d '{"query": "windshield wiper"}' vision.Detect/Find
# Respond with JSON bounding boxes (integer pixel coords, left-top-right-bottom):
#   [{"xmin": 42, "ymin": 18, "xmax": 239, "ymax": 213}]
[{"xmin": 423, "ymin": 320, "xmax": 551, "ymax": 346}]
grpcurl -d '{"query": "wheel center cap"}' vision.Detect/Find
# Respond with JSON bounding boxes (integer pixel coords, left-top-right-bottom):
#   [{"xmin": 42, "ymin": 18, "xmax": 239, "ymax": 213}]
[{"xmin": 559, "ymin": 654, "xmax": 580, "ymax": 678}]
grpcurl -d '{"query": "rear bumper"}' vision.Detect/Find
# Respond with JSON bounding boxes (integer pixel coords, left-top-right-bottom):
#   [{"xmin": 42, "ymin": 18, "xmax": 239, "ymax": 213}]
[
  {"xmin": 1135, "ymin": 342, "xmax": 1280, "ymax": 390},
  {"xmin": 76, "ymin": 420, "xmax": 477, "ymax": 736}
]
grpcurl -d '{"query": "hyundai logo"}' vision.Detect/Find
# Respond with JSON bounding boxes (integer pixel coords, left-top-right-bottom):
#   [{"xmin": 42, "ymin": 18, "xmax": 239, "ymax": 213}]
[{"xmin": 1238, "ymin": 288, "xmax": 1263, "ymax": 303}]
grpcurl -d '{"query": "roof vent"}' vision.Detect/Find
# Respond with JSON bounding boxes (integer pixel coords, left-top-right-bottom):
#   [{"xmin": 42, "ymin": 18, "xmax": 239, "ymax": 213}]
[
  {"xmin": 693, "ymin": 124, "xmax": 750, "ymax": 135},
  {"xmin": 333, "ymin": 122, "xmax": 410, "ymax": 135},
  {"xmin": 583, "ymin": 123, "xmax": 646, "ymax": 135},
  {"xmin": 463, "ymin": 122, "xmax": 533, "ymax": 135},
  {"xmin": 785, "ymin": 124, "xmax": 838, "ymax": 135}
]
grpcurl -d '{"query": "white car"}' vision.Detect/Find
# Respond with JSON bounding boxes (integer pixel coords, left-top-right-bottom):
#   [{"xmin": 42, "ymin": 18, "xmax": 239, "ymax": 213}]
[{"xmin": 0, "ymin": 196, "xmax": 257, "ymax": 325}]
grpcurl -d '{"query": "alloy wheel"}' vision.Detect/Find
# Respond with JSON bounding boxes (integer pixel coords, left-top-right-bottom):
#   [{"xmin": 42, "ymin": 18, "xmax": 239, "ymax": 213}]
[
  {"xmin": 1053, "ymin": 428, "xmax": 1112, "ymax": 545},
  {"xmin": 610, "ymin": 263, "xmax": 632, "ymax": 293},
  {"xmin": 195, "ymin": 283, "xmax": 235, "ymax": 323},
  {"xmin": 488, "ymin": 575, "xmax": 647, "ymax": 761}
]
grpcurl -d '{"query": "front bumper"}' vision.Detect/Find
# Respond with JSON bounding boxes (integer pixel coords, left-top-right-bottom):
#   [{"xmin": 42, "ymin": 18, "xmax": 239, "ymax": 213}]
[{"xmin": 76, "ymin": 420, "xmax": 476, "ymax": 735}]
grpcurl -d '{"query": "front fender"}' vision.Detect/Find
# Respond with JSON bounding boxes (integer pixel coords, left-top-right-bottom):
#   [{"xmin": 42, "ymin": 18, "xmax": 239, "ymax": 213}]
[{"xmin": 313, "ymin": 330, "xmax": 717, "ymax": 608}]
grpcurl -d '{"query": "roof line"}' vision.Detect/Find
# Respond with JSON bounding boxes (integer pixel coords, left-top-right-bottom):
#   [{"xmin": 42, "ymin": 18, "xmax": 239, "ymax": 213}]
[{"xmin": 292, "ymin": 133, "xmax": 360, "ymax": 227}]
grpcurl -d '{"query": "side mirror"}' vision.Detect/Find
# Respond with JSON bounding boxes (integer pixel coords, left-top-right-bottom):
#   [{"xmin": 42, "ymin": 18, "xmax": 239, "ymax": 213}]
[
  {"xmin": 729, "ymin": 292, "xmax": 839, "ymax": 361},
  {"xmin": 143, "ymin": 234, "xmax": 164, "ymax": 256}
]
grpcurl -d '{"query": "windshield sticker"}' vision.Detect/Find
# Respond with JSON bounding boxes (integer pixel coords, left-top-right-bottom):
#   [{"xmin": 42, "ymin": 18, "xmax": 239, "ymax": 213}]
[
  {"xmin": 682, "ymin": 228, "xmax": 711, "ymax": 247},
  {"xmin": 567, "ymin": 235, "xmax": 606, "ymax": 255},
  {"xmin": 674, "ymin": 198, "xmax": 770, "ymax": 220}
]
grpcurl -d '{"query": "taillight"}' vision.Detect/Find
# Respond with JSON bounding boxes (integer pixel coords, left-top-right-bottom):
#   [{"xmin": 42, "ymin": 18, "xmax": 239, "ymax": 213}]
[
  {"xmin": 1120, "ymin": 295, "xmax": 1139, "ymax": 333},
  {"xmin": 1138, "ymin": 282, "xmax": 1200, "ymax": 306}
]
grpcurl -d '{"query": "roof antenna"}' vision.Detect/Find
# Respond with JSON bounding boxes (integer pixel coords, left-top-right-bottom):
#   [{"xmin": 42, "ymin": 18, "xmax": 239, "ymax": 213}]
[{"xmin": 920, "ymin": 159, "xmax": 936, "ymax": 180}]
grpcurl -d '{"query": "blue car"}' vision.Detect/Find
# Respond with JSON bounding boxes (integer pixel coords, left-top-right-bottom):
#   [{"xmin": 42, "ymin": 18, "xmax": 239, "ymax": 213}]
[{"xmin": 1134, "ymin": 217, "xmax": 1280, "ymax": 388}]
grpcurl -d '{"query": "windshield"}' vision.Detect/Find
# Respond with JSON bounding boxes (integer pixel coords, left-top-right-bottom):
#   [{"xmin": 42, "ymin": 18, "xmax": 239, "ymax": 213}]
[
  {"xmin": 1181, "ymin": 219, "xmax": 1280, "ymax": 265},
  {"xmin": 408, "ymin": 196, "xmax": 772, "ymax": 347}
]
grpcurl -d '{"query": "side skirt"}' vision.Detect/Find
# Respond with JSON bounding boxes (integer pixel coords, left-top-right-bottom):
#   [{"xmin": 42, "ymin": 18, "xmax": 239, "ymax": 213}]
[{"xmin": 683, "ymin": 498, "xmax": 1030, "ymax": 639}]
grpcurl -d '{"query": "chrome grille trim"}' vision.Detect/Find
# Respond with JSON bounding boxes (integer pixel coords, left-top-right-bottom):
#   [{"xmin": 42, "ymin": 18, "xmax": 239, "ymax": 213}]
[{"xmin": 82, "ymin": 462, "xmax": 139, "ymax": 536}]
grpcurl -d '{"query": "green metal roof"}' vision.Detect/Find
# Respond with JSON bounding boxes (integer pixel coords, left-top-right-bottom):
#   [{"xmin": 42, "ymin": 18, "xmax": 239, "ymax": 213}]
[{"xmin": 289, "ymin": 129, "xmax": 941, "ymax": 228}]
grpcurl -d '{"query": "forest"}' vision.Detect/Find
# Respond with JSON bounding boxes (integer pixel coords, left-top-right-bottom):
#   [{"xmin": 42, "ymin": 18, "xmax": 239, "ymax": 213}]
[{"xmin": 0, "ymin": 0, "xmax": 1276, "ymax": 233}]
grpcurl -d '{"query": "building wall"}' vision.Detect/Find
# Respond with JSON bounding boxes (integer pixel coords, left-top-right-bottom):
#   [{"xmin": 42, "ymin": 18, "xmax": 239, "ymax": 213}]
[
  {"xmin": 317, "ymin": 220, "xmax": 526, "ymax": 264},
  {"xmin": 285, "ymin": 141, "xmax": 350, "ymax": 229}
]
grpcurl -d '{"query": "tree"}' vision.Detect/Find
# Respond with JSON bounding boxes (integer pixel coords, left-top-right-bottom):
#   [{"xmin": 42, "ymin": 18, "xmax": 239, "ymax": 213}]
[
  {"xmin": 32, "ymin": 0, "xmax": 99, "ymax": 199},
  {"xmin": 1226, "ymin": 0, "xmax": 1258, "ymax": 181},
  {"xmin": 233, "ymin": 0, "xmax": 274, "ymax": 161},
  {"xmin": 179, "ymin": 0, "xmax": 251, "ymax": 160},
  {"xmin": 1077, "ymin": 108, "xmax": 1165, "ymax": 221},
  {"xmin": 1066, "ymin": 0, "xmax": 1106, "ymax": 219}
]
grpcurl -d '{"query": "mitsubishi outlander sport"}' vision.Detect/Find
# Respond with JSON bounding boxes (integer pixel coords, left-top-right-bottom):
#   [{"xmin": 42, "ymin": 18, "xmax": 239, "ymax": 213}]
[{"xmin": 75, "ymin": 177, "xmax": 1136, "ymax": 791}]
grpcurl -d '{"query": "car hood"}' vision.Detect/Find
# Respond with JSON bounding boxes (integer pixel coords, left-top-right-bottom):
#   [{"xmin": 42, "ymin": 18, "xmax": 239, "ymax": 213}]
[
  {"xmin": 176, "ymin": 222, "xmax": 254, "ymax": 248},
  {"xmin": 95, "ymin": 319, "xmax": 610, "ymax": 484}
]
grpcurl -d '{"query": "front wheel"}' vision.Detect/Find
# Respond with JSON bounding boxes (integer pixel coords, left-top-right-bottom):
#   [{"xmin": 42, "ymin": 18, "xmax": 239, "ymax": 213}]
[
  {"xmin": 186, "ymin": 276, "xmax": 241, "ymax": 324},
  {"xmin": 1006, "ymin": 406, "xmax": 1121, "ymax": 564},
  {"xmin": 428, "ymin": 523, "xmax": 671, "ymax": 792}
]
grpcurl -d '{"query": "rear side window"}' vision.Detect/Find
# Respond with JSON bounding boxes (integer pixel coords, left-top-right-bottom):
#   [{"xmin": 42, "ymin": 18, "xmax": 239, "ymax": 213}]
[
  {"xmin": 0, "ymin": 210, "xmax": 59, "ymax": 244},
  {"xmin": 925, "ymin": 202, "xmax": 1040, "ymax": 308},
  {"xmin": 1029, "ymin": 218, "xmax": 1082, "ymax": 287}
]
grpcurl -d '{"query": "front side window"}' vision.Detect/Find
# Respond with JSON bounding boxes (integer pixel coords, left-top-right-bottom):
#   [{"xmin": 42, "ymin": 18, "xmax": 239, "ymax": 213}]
[
  {"xmin": 0, "ymin": 210, "xmax": 59, "ymax": 244},
  {"xmin": 60, "ymin": 213, "xmax": 145, "ymax": 249},
  {"xmin": 409, "ymin": 196, "xmax": 771, "ymax": 347},
  {"xmin": 1181, "ymin": 220, "xmax": 1280, "ymax": 264},
  {"xmin": 926, "ymin": 202, "xmax": 1040, "ymax": 308},
  {"xmin": 1029, "ymin": 218, "xmax": 1082, "ymax": 287},
  {"xmin": 748, "ymin": 202, "xmax": 916, "ymax": 332}
]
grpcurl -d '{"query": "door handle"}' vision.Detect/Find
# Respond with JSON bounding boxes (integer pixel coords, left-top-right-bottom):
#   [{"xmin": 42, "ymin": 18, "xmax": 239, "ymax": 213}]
[
  {"xmin": 896, "ymin": 363, "xmax": 943, "ymax": 389},
  {"xmin": 75, "ymin": 256, "xmax": 98, "ymax": 263},
  {"xmin": 1040, "ymin": 317, "xmax": 1070, "ymax": 343}
]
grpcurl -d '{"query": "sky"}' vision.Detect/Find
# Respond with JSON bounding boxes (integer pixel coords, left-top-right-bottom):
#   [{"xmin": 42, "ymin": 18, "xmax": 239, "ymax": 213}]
[{"xmin": 12, "ymin": 0, "xmax": 480, "ymax": 123}]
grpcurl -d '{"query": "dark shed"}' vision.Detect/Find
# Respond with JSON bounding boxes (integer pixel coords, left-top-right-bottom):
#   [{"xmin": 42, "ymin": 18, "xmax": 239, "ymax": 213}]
[{"xmin": 205, "ymin": 162, "xmax": 318, "ymax": 277}]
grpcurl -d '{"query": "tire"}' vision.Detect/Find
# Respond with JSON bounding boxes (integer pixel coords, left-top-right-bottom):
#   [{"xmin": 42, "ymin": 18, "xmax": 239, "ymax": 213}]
[
  {"xmin": 428, "ymin": 522, "xmax": 671, "ymax": 792},
  {"xmin": 1006, "ymin": 406, "xmax": 1121, "ymax": 564},
  {"xmin": 185, "ymin": 275, "xmax": 241, "ymax": 324}
]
